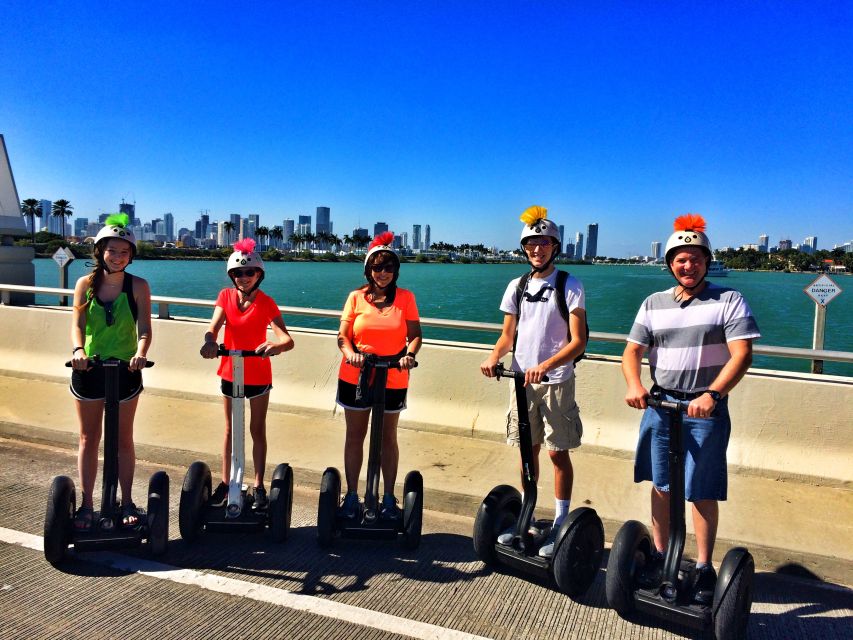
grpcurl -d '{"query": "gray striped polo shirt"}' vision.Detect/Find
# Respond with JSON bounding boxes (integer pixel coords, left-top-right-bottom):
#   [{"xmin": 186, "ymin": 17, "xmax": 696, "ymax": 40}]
[{"xmin": 627, "ymin": 283, "xmax": 761, "ymax": 393}]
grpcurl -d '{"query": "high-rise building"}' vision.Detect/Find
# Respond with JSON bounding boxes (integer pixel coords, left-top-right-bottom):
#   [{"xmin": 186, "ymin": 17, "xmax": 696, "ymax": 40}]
[
  {"xmin": 298, "ymin": 215, "xmax": 311, "ymax": 235},
  {"xmin": 74, "ymin": 217, "xmax": 89, "ymax": 237},
  {"xmin": 412, "ymin": 224, "xmax": 422, "ymax": 251},
  {"xmin": 759, "ymin": 234, "xmax": 769, "ymax": 253},
  {"xmin": 804, "ymin": 236, "xmax": 818, "ymax": 253},
  {"xmin": 195, "ymin": 212, "xmax": 209, "ymax": 240},
  {"xmin": 651, "ymin": 241, "xmax": 662, "ymax": 260},
  {"xmin": 585, "ymin": 223, "xmax": 599, "ymax": 260},
  {"xmin": 164, "ymin": 212, "xmax": 174, "ymax": 241},
  {"xmin": 564, "ymin": 242, "xmax": 574, "ymax": 258},
  {"xmin": 374, "ymin": 221, "xmax": 389, "ymax": 237},
  {"xmin": 574, "ymin": 232, "xmax": 584, "ymax": 261},
  {"xmin": 316, "ymin": 207, "xmax": 331, "ymax": 235},
  {"xmin": 558, "ymin": 225, "xmax": 565, "ymax": 253},
  {"xmin": 400, "ymin": 231, "xmax": 409, "ymax": 248},
  {"xmin": 779, "ymin": 239, "xmax": 793, "ymax": 251},
  {"xmin": 119, "ymin": 201, "xmax": 136, "ymax": 225},
  {"xmin": 248, "ymin": 214, "xmax": 260, "ymax": 236},
  {"xmin": 424, "ymin": 225, "xmax": 431, "ymax": 251},
  {"xmin": 283, "ymin": 219, "xmax": 295, "ymax": 248}
]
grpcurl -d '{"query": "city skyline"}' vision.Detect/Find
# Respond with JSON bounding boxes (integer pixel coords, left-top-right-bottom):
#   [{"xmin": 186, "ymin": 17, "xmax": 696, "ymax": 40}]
[{"xmin": 3, "ymin": 4, "xmax": 851, "ymax": 255}]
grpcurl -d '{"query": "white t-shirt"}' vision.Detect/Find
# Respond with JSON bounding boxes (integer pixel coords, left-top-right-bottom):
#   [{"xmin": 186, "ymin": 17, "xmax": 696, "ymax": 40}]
[{"xmin": 499, "ymin": 269, "xmax": 585, "ymax": 384}]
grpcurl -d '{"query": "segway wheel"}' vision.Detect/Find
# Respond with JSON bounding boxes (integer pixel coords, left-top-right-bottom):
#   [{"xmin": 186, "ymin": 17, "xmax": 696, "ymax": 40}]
[
  {"xmin": 402, "ymin": 470, "xmax": 423, "ymax": 550},
  {"xmin": 179, "ymin": 461, "xmax": 211, "ymax": 542},
  {"xmin": 44, "ymin": 475, "xmax": 76, "ymax": 566},
  {"xmin": 472, "ymin": 484, "xmax": 521, "ymax": 566},
  {"xmin": 317, "ymin": 467, "xmax": 341, "ymax": 548},
  {"xmin": 552, "ymin": 508, "xmax": 605, "ymax": 597},
  {"xmin": 269, "ymin": 463, "xmax": 293, "ymax": 543},
  {"xmin": 605, "ymin": 520, "xmax": 652, "ymax": 618},
  {"xmin": 713, "ymin": 548, "xmax": 754, "ymax": 640},
  {"xmin": 146, "ymin": 471, "xmax": 170, "ymax": 556}
]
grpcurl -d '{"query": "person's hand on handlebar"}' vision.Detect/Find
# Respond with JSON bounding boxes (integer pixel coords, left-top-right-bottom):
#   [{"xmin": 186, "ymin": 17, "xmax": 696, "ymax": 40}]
[
  {"xmin": 687, "ymin": 393, "xmax": 716, "ymax": 419},
  {"xmin": 399, "ymin": 354, "xmax": 416, "ymax": 370},
  {"xmin": 625, "ymin": 382, "xmax": 649, "ymax": 410},
  {"xmin": 71, "ymin": 348, "xmax": 90, "ymax": 371},
  {"xmin": 345, "ymin": 352, "xmax": 365, "ymax": 369},
  {"xmin": 524, "ymin": 362, "xmax": 550, "ymax": 386},
  {"xmin": 479, "ymin": 355, "xmax": 500, "ymax": 378},
  {"xmin": 128, "ymin": 353, "xmax": 148, "ymax": 372},
  {"xmin": 200, "ymin": 340, "xmax": 219, "ymax": 359}
]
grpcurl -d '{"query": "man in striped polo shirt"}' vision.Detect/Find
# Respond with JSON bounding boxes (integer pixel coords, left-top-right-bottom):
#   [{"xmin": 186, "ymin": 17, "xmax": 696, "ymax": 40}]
[{"xmin": 622, "ymin": 214, "xmax": 760, "ymax": 605}]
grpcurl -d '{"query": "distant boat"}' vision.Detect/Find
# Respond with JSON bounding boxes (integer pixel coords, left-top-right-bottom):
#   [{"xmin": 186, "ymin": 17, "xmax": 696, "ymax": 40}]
[{"xmin": 708, "ymin": 260, "xmax": 729, "ymax": 277}]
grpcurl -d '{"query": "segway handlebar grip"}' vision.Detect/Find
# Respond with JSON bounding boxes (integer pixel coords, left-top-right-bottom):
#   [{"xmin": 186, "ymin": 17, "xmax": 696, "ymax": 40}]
[
  {"xmin": 216, "ymin": 344, "xmax": 273, "ymax": 358},
  {"xmin": 65, "ymin": 357, "xmax": 155, "ymax": 368},
  {"xmin": 646, "ymin": 395, "xmax": 689, "ymax": 413},
  {"xmin": 494, "ymin": 363, "xmax": 548, "ymax": 383}
]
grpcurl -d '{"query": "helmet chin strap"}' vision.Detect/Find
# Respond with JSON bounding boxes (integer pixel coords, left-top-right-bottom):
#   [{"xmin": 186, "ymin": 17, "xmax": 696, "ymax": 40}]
[{"xmin": 672, "ymin": 268, "xmax": 707, "ymax": 302}]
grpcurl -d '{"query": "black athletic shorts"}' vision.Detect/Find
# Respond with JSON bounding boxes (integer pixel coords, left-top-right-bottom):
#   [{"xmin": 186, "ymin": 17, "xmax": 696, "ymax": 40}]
[
  {"xmin": 70, "ymin": 366, "xmax": 143, "ymax": 402},
  {"xmin": 220, "ymin": 379, "xmax": 272, "ymax": 399},
  {"xmin": 336, "ymin": 380, "xmax": 407, "ymax": 413}
]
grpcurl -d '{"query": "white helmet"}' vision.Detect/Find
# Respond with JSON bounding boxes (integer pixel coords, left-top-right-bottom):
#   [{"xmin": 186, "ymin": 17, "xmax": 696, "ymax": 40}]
[
  {"xmin": 519, "ymin": 205, "xmax": 560, "ymax": 247},
  {"xmin": 364, "ymin": 231, "xmax": 399, "ymax": 267},
  {"xmin": 94, "ymin": 214, "xmax": 137, "ymax": 254},
  {"xmin": 227, "ymin": 238, "xmax": 265, "ymax": 273},
  {"xmin": 664, "ymin": 214, "xmax": 712, "ymax": 264}
]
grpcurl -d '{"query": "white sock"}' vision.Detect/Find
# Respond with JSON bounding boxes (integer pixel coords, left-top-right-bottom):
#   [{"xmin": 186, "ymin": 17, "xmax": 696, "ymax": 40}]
[{"xmin": 554, "ymin": 499, "xmax": 570, "ymax": 528}]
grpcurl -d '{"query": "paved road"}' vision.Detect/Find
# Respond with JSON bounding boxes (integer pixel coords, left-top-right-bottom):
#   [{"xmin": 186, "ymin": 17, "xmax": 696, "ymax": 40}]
[{"xmin": 1, "ymin": 437, "xmax": 851, "ymax": 640}]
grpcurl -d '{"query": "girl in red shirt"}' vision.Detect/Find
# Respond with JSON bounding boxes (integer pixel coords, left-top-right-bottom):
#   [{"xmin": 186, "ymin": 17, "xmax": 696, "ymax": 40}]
[
  {"xmin": 336, "ymin": 232, "xmax": 422, "ymax": 520},
  {"xmin": 200, "ymin": 239, "xmax": 294, "ymax": 510}
]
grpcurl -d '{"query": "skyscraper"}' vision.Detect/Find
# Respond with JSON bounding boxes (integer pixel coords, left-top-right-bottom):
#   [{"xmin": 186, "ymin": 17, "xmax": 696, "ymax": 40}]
[
  {"xmin": 195, "ymin": 212, "xmax": 209, "ymax": 240},
  {"xmin": 74, "ymin": 217, "xmax": 89, "ymax": 237},
  {"xmin": 759, "ymin": 234, "xmax": 769, "ymax": 253},
  {"xmin": 39, "ymin": 200, "xmax": 54, "ymax": 233},
  {"xmin": 164, "ymin": 212, "xmax": 174, "ymax": 241},
  {"xmin": 585, "ymin": 223, "xmax": 599, "ymax": 260},
  {"xmin": 651, "ymin": 241, "xmax": 661, "ymax": 260},
  {"xmin": 558, "ymin": 225, "xmax": 565, "ymax": 253},
  {"xmin": 424, "ymin": 225, "xmax": 431, "ymax": 251},
  {"xmin": 374, "ymin": 221, "xmax": 389, "ymax": 237},
  {"xmin": 298, "ymin": 215, "xmax": 311, "ymax": 235},
  {"xmin": 412, "ymin": 224, "xmax": 422, "ymax": 251},
  {"xmin": 804, "ymin": 236, "xmax": 818, "ymax": 253},
  {"xmin": 779, "ymin": 239, "xmax": 793, "ymax": 251},
  {"xmin": 283, "ymin": 218, "xmax": 295, "ymax": 248},
  {"xmin": 316, "ymin": 207, "xmax": 331, "ymax": 235},
  {"xmin": 574, "ymin": 232, "xmax": 584, "ymax": 261},
  {"xmin": 119, "ymin": 201, "xmax": 136, "ymax": 225}
]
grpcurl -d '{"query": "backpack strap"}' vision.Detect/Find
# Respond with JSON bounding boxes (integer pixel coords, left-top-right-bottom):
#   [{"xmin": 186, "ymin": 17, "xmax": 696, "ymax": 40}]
[{"xmin": 122, "ymin": 273, "xmax": 138, "ymax": 323}]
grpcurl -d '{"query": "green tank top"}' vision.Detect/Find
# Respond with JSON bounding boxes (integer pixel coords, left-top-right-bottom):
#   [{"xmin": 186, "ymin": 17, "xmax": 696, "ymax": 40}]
[{"xmin": 84, "ymin": 274, "xmax": 138, "ymax": 361}]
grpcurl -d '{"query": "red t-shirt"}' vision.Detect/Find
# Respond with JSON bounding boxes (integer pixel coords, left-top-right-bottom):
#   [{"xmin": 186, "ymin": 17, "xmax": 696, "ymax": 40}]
[
  {"xmin": 338, "ymin": 287, "xmax": 419, "ymax": 389},
  {"xmin": 215, "ymin": 288, "xmax": 282, "ymax": 385}
]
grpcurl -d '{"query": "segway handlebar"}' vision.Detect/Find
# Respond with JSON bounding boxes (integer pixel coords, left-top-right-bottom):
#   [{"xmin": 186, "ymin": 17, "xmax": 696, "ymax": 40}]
[
  {"xmin": 65, "ymin": 357, "xmax": 155, "ymax": 368},
  {"xmin": 360, "ymin": 353, "xmax": 419, "ymax": 370},
  {"xmin": 494, "ymin": 363, "xmax": 548, "ymax": 383},
  {"xmin": 646, "ymin": 395, "xmax": 690, "ymax": 413},
  {"xmin": 216, "ymin": 344, "xmax": 277, "ymax": 358}
]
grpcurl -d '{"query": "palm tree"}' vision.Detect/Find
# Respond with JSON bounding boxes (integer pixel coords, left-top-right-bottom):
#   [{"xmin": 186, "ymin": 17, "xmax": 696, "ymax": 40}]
[
  {"xmin": 256, "ymin": 226, "xmax": 270, "ymax": 250},
  {"xmin": 20, "ymin": 198, "xmax": 41, "ymax": 243},
  {"xmin": 329, "ymin": 233, "xmax": 341, "ymax": 253},
  {"xmin": 222, "ymin": 221, "xmax": 235, "ymax": 246},
  {"xmin": 303, "ymin": 232, "xmax": 317, "ymax": 252},
  {"xmin": 353, "ymin": 234, "xmax": 370, "ymax": 254},
  {"xmin": 288, "ymin": 232, "xmax": 303, "ymax": 252},
  {"xmin": 343, "ymin": 234, "xmax": 353, "ymax": 253},
  {"xmin": 270, "ymin": 226, "xmax": 283, "ymax": 249},
  {"xmin": 51, "ymin": 199, "xmax": 73, "ymax": 241}
]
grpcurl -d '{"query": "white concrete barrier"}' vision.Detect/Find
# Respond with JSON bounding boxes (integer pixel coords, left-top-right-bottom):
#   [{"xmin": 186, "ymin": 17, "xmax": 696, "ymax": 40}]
[{"xmin": 1, "ymin": 304, "xmax": 850, "ymax": 484}]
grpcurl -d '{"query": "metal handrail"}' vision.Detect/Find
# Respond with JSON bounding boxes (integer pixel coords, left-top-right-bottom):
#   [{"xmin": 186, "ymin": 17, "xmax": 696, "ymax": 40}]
[{"xmin": 1, "ymin": 283, "xmax": 852, "ymax": 365}]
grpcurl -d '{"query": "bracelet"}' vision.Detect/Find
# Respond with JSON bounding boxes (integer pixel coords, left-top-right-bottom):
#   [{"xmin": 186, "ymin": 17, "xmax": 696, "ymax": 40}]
[
  {"xmin": 406, "ymin": 352, "xmax": 416, "ymax": 360},
  {"xmin": 72, "ymin": 346, "xmax": 84, "ymax": 354}
]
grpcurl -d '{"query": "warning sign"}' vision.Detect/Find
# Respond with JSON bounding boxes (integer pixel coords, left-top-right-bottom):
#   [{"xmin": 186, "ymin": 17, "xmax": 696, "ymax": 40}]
[{"xmin": 804, "ymin": 274, "xmax": 842, "ymax": 306}]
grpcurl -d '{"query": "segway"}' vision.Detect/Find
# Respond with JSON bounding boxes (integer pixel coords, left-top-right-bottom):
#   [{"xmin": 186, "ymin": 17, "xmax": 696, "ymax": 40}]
[
  {"xmin": 317, "ymin": 353, "xmax": 423, "ymax": 549},
  {"xmin": 472, "ymin": 364, "xmax": 604, "ymax": 596},
  {"xmin": 605, "ymin": 393, "xmax": 754, "ymax": 639},
  {"xmin": 179, "ymin": 346, "xmax": 292, "ymax": 542},
  {"xmin": 44, "ymin": 358, "xmax": 169, "ymax": 566}
]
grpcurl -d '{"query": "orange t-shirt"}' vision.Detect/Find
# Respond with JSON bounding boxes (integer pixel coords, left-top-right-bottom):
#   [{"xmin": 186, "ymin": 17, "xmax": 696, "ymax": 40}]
[
  {"xmin": 338, "ymin": 287, "xmax": 419, "ymax": 389},
  {"xmin": 215, "ymin": 288, "xmax": 282, "ymax": 385}
]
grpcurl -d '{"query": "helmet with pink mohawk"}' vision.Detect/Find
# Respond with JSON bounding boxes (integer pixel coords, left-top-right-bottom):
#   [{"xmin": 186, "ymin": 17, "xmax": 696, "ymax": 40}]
[{"xmin": 227, "ymin": 238, "xmax": 265, "ymax": 274}]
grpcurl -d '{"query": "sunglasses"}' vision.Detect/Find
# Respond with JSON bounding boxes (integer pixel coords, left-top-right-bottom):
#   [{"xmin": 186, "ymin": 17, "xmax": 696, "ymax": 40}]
[
  {"xmin": 523, "ymin": 238, "xmax": 553, "ymax": 248},
  {"xmin": 370, "ymin": 264, "xmax": 396, "ymax": 273},
  {"xmin": 232, "ymin": 268, "xmax": 259, "ymax": 278}
]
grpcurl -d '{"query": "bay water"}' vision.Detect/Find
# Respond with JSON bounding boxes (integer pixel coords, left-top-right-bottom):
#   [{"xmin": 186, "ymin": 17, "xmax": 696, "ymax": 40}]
[{"xmin": 34, "ymin": 259, "xmax": 852, "ymax": 376}]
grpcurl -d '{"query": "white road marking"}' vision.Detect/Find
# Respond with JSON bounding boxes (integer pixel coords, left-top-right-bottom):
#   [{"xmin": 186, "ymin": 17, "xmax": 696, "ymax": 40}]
[{"xmin": 1, "ymin": 527, "xmax": 492, "ymax": 640}]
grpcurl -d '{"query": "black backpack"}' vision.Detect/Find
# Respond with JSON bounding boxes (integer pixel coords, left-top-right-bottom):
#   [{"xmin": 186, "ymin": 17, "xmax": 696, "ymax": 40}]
[{"xmin": 513, "ymin": 269, "xmax": 589, "ymax": 364}]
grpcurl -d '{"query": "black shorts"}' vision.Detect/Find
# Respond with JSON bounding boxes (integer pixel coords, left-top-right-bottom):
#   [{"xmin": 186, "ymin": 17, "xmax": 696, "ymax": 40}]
[
  {"xmin": 70, "ymin": 366, "xmax": 143, "ymax": 402},
  {"xmin": 221, "ymin": 379, "xmax": 272, "ymax": 399},
  {"xmin": 336, "ymin": 380, "xmax": 407, "ymax": 413}
]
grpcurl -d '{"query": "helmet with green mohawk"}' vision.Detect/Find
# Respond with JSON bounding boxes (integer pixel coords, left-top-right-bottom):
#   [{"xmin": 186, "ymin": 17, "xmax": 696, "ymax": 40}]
[{"xmin": 94, "ymin": 214, "xmax": 137, "ymax": 255}]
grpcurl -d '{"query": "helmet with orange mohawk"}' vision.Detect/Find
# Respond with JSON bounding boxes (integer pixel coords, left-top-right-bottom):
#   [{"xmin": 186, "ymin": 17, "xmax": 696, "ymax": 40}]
[{"xmin": 664, "ymin": 214, "xmax": 712, "ymax": 266}]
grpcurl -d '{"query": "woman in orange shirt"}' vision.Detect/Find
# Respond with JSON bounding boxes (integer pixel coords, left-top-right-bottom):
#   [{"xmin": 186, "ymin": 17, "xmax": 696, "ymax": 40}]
[{"xmin": 336, "ymin": 232, "xmax": 422, "ymax": 520}]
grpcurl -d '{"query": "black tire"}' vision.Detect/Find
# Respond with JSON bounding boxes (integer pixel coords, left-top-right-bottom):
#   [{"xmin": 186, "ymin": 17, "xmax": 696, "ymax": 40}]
[
  {"xmin": 402, "ymin": 470, "xmax": 423, "ymax": 550},
  {"xmin": 269, "ymin": 463, "xmax": 293, "ymax": 543},
  {"xmin": 179, "ymin": 461, "xmax": 211, "ymax": 542},
  {"xmin": 146, "ymin": 471, "xmax": 170, "ymax": 556},
  {"xmin": 553, "ymin": 508, "xmax": 605, "ymax": 597},
  {"xmin": 317, "ymin": 467, "xmax": 340, "ymax": 548},
  {"xmin": 713, "ymin": 548, "xmax": 754, "ymax": 640},
  {"xmin": 44, "ymin": 475, "xmax": 76, "ymax": 566},
  {"xmin": 472, "ymin": 484, "xmax": 521, "ymax": 566},
  {"xmin": 605, "ymin": 520, "xmax": 652, "ymax": 618}
]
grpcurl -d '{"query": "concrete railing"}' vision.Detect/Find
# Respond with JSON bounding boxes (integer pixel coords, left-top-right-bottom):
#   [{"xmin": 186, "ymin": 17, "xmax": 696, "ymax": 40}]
[{"xmin": 0, "ymin": 303, "xmax": 851, "ymax": 485}]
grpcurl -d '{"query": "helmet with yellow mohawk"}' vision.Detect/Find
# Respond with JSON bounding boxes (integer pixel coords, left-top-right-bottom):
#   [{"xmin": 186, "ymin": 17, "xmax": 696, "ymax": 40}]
[{"xmin": 519, "ymin": 205, "xmax": 561, "ymax": 272}]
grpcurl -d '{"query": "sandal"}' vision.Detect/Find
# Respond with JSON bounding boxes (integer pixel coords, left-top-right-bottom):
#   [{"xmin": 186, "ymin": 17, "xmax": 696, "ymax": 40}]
[
  {"xmin": 74, "ymin": 506, "xmax": 94, "ymax": 531},
  {"xmin": 121, "ymin": 502, "xmax": 142, "ymax": 528}
]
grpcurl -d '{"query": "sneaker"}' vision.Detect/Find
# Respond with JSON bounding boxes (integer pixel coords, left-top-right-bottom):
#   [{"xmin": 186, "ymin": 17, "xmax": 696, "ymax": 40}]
[
  {"xmin": 380, "ymin": 494, "xmax": 401, "ymax": 520},
  {"xmin": 497, "ymin": 520, "xmax": 545, "ymax": 546},
  {"xmin": 253, "ymin": 486, "xmax": 268, "ymax": 511},
  {"xmin": 339, "ymin": 491, "xmax": 360, "ymax": 519},
  {"xmin": 537, "ymin": 526, "xmax": 559, "ymax": 558},
  {"xmin": 693, "ymin": 565, "xmax": 717, "ymax": 606},
  {"xmin": 210, "ymin": 482, "xmax": 228, "ymax": 507}
]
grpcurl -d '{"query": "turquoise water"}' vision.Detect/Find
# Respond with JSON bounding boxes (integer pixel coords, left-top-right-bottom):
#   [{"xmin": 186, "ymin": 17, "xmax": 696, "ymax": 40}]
[{"xmin": 34, "ymin": 259, "xmax": 852, "ymax": 376}]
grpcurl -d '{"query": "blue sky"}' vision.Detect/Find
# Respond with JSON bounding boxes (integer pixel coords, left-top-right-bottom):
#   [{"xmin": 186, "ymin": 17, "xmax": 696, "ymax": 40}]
[{"xmin": 2, "ymin": 1, "xmax": 851, "ymax": 256}]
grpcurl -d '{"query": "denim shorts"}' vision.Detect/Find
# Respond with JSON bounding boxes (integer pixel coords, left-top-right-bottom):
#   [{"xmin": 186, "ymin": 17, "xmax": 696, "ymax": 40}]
[{"xmin": 633, "ymin": 392, "xmax": 731, "ymax": 501}]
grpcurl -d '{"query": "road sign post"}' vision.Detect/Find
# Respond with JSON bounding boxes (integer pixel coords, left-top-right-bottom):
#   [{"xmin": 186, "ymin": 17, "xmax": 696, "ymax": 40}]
[
  {"xmin": 52, "ymin": 247, "xmax": 75, "ymax": 306},
  {"xmin": 803, "ymin": 274, "xmax": 842, "ymax": 374}
]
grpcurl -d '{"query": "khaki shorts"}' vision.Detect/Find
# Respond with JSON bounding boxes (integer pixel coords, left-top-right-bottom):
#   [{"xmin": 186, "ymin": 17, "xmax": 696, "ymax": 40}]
[{"xmin": 506, "ymin": 377, "xmax": 583, "ymax": 451}]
